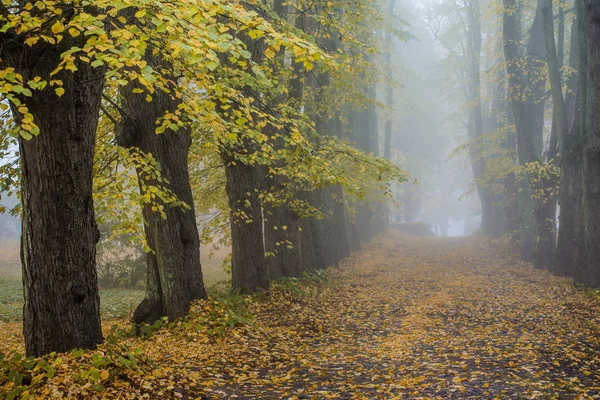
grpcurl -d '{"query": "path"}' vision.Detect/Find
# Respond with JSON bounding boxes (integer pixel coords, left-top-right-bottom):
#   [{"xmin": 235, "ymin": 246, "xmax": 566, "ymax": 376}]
[
  {"xmin": 3, "ymin": 231, "xmax": 600, "ymax": 399},
  {"xmin": 170, "ymin": 232, "xmax": 600, "ymax": 399}
]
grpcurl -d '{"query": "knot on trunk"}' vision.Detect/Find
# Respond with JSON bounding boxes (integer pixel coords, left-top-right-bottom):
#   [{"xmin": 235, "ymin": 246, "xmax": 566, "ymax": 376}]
[{"xmin": 69, "ymin": 282, "xmax": 88, "ymax": 301}]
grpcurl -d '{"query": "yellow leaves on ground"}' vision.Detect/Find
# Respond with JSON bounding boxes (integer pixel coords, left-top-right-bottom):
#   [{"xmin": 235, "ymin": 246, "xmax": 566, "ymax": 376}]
[
  {"xmin": 2, "ymin": 232, "xmax": 600, "ymax": 398},
  {"xmin": 50, "ymin": 21, "xmax": 64, "ymax": 35}
]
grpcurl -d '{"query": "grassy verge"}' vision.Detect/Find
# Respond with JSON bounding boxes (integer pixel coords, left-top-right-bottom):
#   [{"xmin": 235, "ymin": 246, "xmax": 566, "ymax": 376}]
[{"xmin": 0, "ymin": 239, "xmax": 230, "ymax": 323}]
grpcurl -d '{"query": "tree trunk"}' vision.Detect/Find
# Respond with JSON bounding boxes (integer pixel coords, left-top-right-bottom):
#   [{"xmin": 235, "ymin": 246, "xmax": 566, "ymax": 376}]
[
  {"xmin": 15, "ymin": 43, "xmax": 104, "ymax": 356},
  {"xmin": 383, "ymin": 0, "xmax": 396, "ymax": 161},
  {"xmin": 526, "ymin": 0, "xmax": 548, "ymax": 157},
  {"xmin": 575, "ymin": 0, "xmax": 600, "ymax": 286},
  {"xmin": 118, "ymin": 80, "xmax": 207, "ymax": 325},
  {"xmin": 555, "ymin": 4, "xmax": 581, "ymax": 277},
  {"xmin": 503, "ymin": 0, "xmax": 539, "ymax": 261},
  {"xmin": 565, "ymin": 17, "xmax": 580, "ymax": 129},
  {"xmin": 224, "ymin": 158, "xmax": 269, "ymax": 293},
  {"xmin": 464, "ymin": 0, "xmax": 496, "ymax": 238},
  {"xmin": 528, "ymin": 0, "xmax": 565, "ymax": 271},
  {"xmin": 259, "ymin": 0, "xmax": 306, "ymax": 280}
]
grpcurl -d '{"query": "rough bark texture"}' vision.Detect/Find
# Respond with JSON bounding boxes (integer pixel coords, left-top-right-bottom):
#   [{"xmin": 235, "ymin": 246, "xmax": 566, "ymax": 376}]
[
  {"xmin": 555, "ymin": 0, "xmax": 600, "ymax": 286},
  {"xmin": 224, "ymin": 159, "xmax": 269, "ymax": 293},
  {"xmin": 576, "ymin": 0, "xmax": 600, "ymax": 286},
  {"xmin": 265, "ymin": 204, "xmax": 303, "ymax": 279},
  {"xmin": 14, "ymin": 42, "xmax": 105, "ymax": 356},
  {"xmin": 219, "ymin": 11, "xmax": 270, "ymax": 293},
  {"xmin": 118, "ymin": 81, "xmax": 207, "ymax": 325}
]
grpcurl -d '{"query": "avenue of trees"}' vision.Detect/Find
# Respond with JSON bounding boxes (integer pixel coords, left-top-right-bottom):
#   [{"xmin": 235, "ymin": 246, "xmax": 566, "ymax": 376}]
[
  {"xmin": 2, "ymin": 0, "xmax": 600, "ymax": 360},
  {"xmin": 0, "ymin": 0, "xmax": 406, "ymax": 356},
  {"xmin": 424, "ymin": 0, "xmax": 600, "ymax": 286}
]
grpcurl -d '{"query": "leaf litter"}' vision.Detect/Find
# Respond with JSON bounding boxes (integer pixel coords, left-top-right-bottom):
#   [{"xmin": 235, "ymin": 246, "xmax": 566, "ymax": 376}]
[{"xmin": 2, "ymin": 231, "xmax": 600, "ymax": 399}]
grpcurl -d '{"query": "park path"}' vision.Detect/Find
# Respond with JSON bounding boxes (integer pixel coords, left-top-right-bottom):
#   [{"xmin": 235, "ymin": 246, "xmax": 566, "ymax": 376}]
[
  {"xmin": 181, "ymin": 231, "xmax": 600, "ymax": 399},
  {"xmin": 4, "ymin": 231, "xmax": 600, "ymax": 399}
]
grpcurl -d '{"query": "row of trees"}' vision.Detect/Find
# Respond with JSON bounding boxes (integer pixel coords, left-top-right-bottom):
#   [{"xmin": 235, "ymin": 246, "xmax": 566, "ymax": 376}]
[
  {"xmin": 426, "ymin": 0, "xmax": 600, "ymax": 285},
  {"xmin": 0, "ymin": 1, "xmax": 406, "ymax": 356}
]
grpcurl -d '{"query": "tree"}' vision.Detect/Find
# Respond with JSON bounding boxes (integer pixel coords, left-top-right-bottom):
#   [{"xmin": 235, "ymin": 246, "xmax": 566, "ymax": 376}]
[
  {"xmin": 117, "ymin": 62, "xmax": 208, "ymax": 325},
  {"xmin": 502, "ymin": 0, "xmax": 542, "ymax": 262},
  {"xmin": 556, "ymin": 0, "xmax": 600, "ymax": 286},
  {"xmin": 1, "ymin": 6, "xmax": 106, "ymax": 356}
]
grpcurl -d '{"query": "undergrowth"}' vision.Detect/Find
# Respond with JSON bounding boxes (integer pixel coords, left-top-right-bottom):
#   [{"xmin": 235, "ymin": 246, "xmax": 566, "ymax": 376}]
[{"xmin": 0, "ymin": 268, "xmax": 330, "ymax": 399}]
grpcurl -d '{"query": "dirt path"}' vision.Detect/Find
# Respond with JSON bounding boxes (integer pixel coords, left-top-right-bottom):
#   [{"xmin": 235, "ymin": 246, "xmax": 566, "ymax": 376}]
[
  {"xmin": 182, "ymin": 232, "xmax": 600, "ymax": 399},
  {"xmin": 3, "ymin": 231, "xmax": 600, "ymax": 399}
]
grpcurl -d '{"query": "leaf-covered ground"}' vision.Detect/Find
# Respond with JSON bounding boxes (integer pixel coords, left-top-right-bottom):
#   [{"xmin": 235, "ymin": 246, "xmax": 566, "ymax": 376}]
[{"xmin": 2, "ymin": 231, "xmax": 600, "ymax": 399}]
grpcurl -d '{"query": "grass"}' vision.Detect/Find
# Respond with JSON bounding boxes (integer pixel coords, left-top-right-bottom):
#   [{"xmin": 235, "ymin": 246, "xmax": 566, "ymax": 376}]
[{"xmin": 0, "ymin": 238, "xmax": 230, "ymax": 323}]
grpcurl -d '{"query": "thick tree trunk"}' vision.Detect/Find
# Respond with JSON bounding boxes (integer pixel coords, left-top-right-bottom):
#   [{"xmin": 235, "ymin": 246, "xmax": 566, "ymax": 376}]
[
  {"xmin": 298, "ymin": 212, "xmax": 319, "ymax": 271},
  {"xmin": 329, "ymin": 185, "xmax": 351, "ymax": 261},
  {"xmin": 575, "ymin": 0, "xmax": 600, "ymax": 286},
  {"xmin": 304, "ymin": 190, "xmax": 334, "ymax": 269},
  {"xmin": 118, "ymin": 82, "xmax": 207, "ymax": 325},
  {"xmin": 588, "ymin": 1, "xmax": 600, "ymax": 112},
  {"xmin": 260, "ymin": 0, "xmax": 305, "ymax": 280},
  {"xmin": 217, "ymin": 10, "xmax": 271, "ymax": 293},
  {"xmin": 503, "ymin": 0, "xmax": 539, "ymax": 261},
  {"xmin": 225, "ymin": 159, "xmax": 269, "ymax": 293},
  {"xmin": 304, "ymin": 47, "xmax": 350, "ymax": 266},
  {"xmin": 264, "ymin": 194, "xmax": 303, "ymax": 279},
  {"xmin": 555, "ymin": 136, "xmax": 581, "ymax": 277},
  {"xmin": 528, "ymin": 0, "xmax": 557, "ymax": 269},
  {"xmin": 345, "ymin": 213, "xmax": 361, "ymax": 253},
  {"xmin": 529, "ymin": 0, "xmax": 565, "ymax": 271},
  {"xmin": 556, "ymin": 0, "xmax": 600, "ymax": 286},
  {"xmin": 16, "ymin": 45, "xmax": 104, "ymax": 356},
  {"xmin": 555, "ymin": 4, "xmax": 581, "ymax": 276}
]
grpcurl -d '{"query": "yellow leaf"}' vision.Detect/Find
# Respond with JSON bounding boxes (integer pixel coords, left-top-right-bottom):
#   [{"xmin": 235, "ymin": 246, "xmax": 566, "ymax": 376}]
[
  {"xmin": 265, "ymin": 46, "xmax": 276, "ymax": 59},
  {"xmin": 51, "ymin": 21, "xmax": 64, "ymax": 35},
  {"xmin": 100, "ymin": 370, "xmax": 109, "ymax": 381},
  {"xmin": 55, "ymin": 87, "xmax": 65, "ymax": 97},
  {"xmin": 68, "ymin": 27, "xmax": 80, "ymax": 37}
]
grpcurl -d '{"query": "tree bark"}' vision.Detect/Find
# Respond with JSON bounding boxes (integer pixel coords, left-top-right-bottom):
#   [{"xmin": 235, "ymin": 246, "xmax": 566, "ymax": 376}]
[
  {"xmin": 262, "ymin": 0, "xmax": 305, "ymax": 279},
  {"xmin": 575, "ymin": 0, "xmax": 600, "ymax": 286},
  {"xmin": 224, "ymin": 158, "xmax": 269, "ymax": 293},
  {"xmin": 219, "ymin": 8, "xmax": 269, "ymax": 293},
  {"xmin": 555, "ymin": 3, "xmax": 581, "ymax": 277},
  {"xmin": 14, "ymin": 42, "xmax": 105, "ymax": 356},
  {"xmin": 531, "ymin": 0, "xmax": 566, "ymax": 271},
  {"xmin": 502, "ymin": 0, "xmax": 539, "ymax": 261},
  {"xmin": 118, "ymin": 78, "xmax": 207, "ymax": 325}
]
